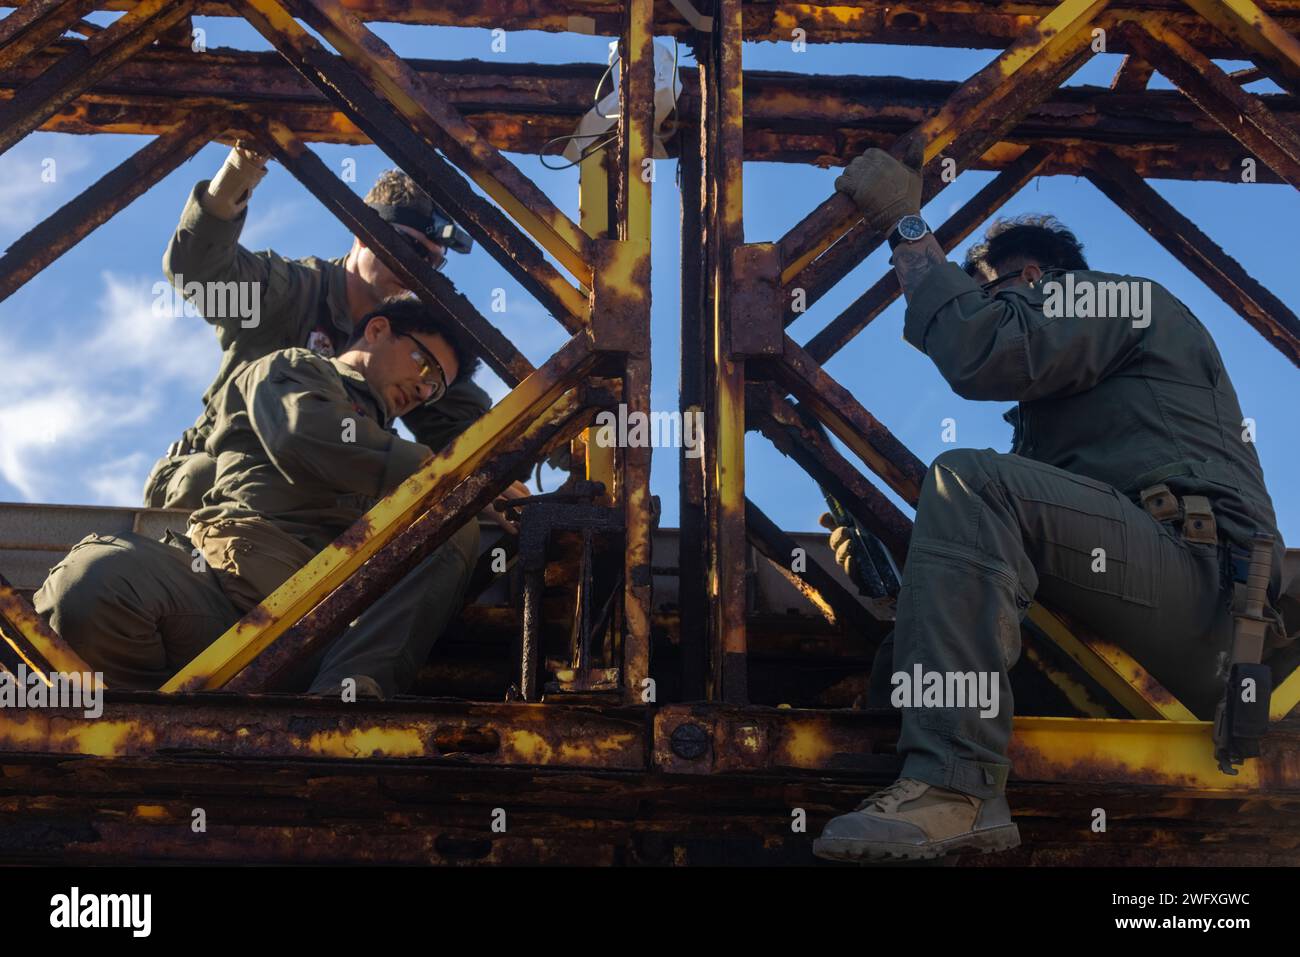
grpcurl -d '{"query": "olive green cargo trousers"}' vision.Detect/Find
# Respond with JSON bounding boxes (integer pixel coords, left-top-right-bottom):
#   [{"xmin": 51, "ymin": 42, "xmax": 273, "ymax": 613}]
[
  {"xmin": 867, "ymin": 448, "xmax": 1233, "ymax": 799},
  {"xmin": 33, "ymin": 521, "xmax": 479, "ymax": 696}
]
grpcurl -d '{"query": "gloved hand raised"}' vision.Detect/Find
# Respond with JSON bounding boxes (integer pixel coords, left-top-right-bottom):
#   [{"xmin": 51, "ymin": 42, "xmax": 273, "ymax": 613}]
[
  {"xmin": 203, "ymin": 140, "xmax": 271, "ymax": 221},
  {"xmin": 819, "ymin": 511, "xmax": 866, "ymax": 590},
  {"xmin": 833, "ymin": 140, "xmax": 924, "ymax": 234}
]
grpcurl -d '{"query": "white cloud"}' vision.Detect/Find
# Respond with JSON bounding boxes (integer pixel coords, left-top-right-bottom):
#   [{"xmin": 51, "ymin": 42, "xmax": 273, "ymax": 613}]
[
  {"xmin": 85, "ymin": 452, "xmax": 153, "ymax": 507},
  {"xmin": 87, "ymin": 270, "xmax": 221, "ymax": 384},
  {"xmin": 240, "ymin": 199, "xmax": 306, "ymax": 249},
  {"xmin": 0, "ymin": 271, "xmax": 221, "ymax": 502},
  {"xmin": 0, "ymin": 136, "xmax": 94, "ymax": 244}
]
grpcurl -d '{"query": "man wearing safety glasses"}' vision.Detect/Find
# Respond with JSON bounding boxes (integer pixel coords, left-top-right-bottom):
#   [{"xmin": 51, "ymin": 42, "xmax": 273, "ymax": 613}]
[
  {"xmin": 144, "ymin": 145, "xmax": 493, "ymax": 512},
  {"xmin": 37, "ymin": 298, "xmax": 484, "ymax": 700}
]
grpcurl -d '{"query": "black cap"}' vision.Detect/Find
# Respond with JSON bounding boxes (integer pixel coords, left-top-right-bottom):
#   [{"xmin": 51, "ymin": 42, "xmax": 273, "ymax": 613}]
[{"xmin": 367, "ymin": 202, "xmax": 473, "ymax": 255}]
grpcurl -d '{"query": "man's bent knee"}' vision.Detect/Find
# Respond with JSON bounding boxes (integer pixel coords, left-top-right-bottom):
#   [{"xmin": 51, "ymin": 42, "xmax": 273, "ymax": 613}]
[
  {"xmin": 931, "ymin": 447, "xmax": 1001, "ymax": 484},
  {"xmin": 34, "ymin": 536, "xmax": 167, "ymax": 684}
]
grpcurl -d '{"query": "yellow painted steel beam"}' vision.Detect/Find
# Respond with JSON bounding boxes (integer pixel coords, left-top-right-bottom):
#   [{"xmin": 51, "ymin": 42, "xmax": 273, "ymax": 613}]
[
  {"xmin": 619, "ymin": 0, "xmax": 654, "ymax": 244},
  {"xmin": 1272, "ymin": 663, "xmax": 1300, "ymax": 719},
  {"xmin": 578, "ymin": 149, "xmax": 611, "ymax": 241},
  {"xmin": 1008, "ymin": 716, "xmax": 1276, "ymax": 790},
  {"xmin": 578, "ymin": 150, "xmax": 616, "ymax": 497},
  {"xmin": 261, "ymin": 0, "xmax": 595, "ymax": 289},
  {"xmin": 1022, "ymin": 641, "xmax": 1112, "ymax": 718},
  {"xmin": 1027, "ymin": 604, "xmax": 1198, "ymax": 720},
  {"xmin": 654, "ymin": 705, "xmax": 1296, "ymax": 789},
  {"xmin": 0, "ymin": 573, "xmax": 96, "ymax": 681},
  {"xmin": 710, "ymin": 0, "xmax": 750, "ymax": 704},
  {"xmin": 0, "ymin": 0, "xmax": 99, "ymax": 73},
  {"xmin": 162, "ymin": 335, "xmax": 596, "ymax": 692},
  {"xmin": 917, "ymin": 0, "xmax": 1109, "ymax": 161},
  {"xmin": 778, "ymin": 0, "xmax": 1108, "ymax": 284},
  {"xmin": 0, "ymin": 698, "xmax": 646, "ymax": 769},
  {"xmin": 1182, "ymin": 0, "xmax": 1300, "ymax": 96},
  {"xmin": 611, "ymin": 0, "xmax": 655, "ymax": 700},
  {"xmin": 620, "ymin": 356, "xmax": 654, "ymax": 699}
]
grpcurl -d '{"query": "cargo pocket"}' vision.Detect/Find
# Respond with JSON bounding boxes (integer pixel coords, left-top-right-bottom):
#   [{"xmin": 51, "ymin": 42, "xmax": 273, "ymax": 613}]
[
  {"xmin": 190, "ymin": 519, "xmax": 316, "ymax": 612},
  {"xmin": 1009, "ymin": 462, "xmax": 1158, "ymax": 608}
]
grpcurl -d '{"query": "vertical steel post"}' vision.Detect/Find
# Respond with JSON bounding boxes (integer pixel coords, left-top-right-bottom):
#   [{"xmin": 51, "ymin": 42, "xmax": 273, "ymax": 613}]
[
  {"xmin": 702, "ymin": 0, "xmax": 748, "ymax": 703},
  {"xmin": 616, "ymin": 0, "xmax": 655, "ymax": 702},
  {"xmin": 677, "ymin": 119, "xmax": 709, "ymax": 701},
  {"xmin": 578, "ymin": 148, "xmax": 617, "ymax": 495}
]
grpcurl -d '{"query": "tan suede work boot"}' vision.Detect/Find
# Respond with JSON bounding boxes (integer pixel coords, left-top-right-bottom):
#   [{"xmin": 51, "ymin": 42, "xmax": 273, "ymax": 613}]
[{"xmin": 812, "ymin": 778, "xmax": 1020, "ymax": 862}]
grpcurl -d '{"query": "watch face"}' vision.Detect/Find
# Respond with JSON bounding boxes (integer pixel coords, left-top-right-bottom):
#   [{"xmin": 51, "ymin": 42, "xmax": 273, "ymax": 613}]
[{"xmin": 897, "ymin": 215, "xmax": 928, "ymax": 241}]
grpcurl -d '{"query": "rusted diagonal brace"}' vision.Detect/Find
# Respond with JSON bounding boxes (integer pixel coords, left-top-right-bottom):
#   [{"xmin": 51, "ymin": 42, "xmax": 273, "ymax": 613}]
[
  {"xmin": 747, "ymin": 384, "xmax": 913, "ymax": 564},
  {"xmin": 777, "ymin": 0, "xmax": 1105, "ymax": 304},
  {"xmin": 229, "ymin": 0, "xmax": 587, "ymax": 331},
  {"xmin": 766, "ymin": 337, "xmax": 927, "ymax": 505},
  {"xmin": 801, "ymin": 147, "xmax": 1051, "ymax": 359},
  {"xmin": 268, "ymin": 0, "xmax": 594, "ymax": 288},
  {"xmin": 0, "ymin": 112, "xmax": 223, "ymax": 304},
  {"xmin": 0, "ymin": 570, "xmax": 95, "ymax": 681},
  {"xmin": 1110, "ymin": 53, "xmax": 1154, "ymax": 91},
  {"xmin": 1084, "ymin": 149, "xmax": 1300, "ymax": 368},
  {"xmin": 747, "ymin": 385, "xmax": 1189, "ymax": 718},
  {"xmin": 1181, "ymin": 0, "xmax": 1300, "ymax": 98},
  {"xmin": 0, "ymin": 0, "xmax": 193, "ymax": 156},
  {"xmin": 0, "ymin": 0, "xmax": 99, "ymax": 71},
  {"xmin": 257, "ymin": 117, "xmax": 532, "ymax": 387},
  {"xmin": 744, "ymin": 499, "xmax": 890, "ymax": 643},
  {"xmin": 161, "ymin": 333, "xmax": 598, "ymax": 693},
  {"xmin": 1119, "ymin": 18, "xmax": 1300, "ymax": 189},
  {"xmin": 225, "ymin": 390, "xmax": 603, "ymax": 693}
]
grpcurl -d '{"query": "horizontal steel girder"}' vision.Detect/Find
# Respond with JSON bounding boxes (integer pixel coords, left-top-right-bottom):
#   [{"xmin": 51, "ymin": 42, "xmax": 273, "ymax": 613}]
[
  {"xmin": 2, "ymin": 46, "xmax": 1295, "ymax": 183},
  {"xmin": 1, "ymin": 0, "xmax": 1298, "ymax": 57},
  {"xmin": 3, "ymin": 694, "xmax": 1298, "ymax": 794}
]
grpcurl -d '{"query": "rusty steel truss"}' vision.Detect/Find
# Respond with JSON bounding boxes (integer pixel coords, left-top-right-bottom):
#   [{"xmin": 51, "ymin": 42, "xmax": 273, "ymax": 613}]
[{"xmin": 1, "ymin": 0, "xmax": 1299, "ymax": 864}]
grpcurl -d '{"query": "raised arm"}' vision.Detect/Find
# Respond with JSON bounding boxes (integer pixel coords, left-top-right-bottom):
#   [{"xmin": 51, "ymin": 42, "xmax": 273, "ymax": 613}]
[
  {"xmin": 162, "ymin": 144, "xmax": 309, "ymax": 344},
  {"xmin": 835, "ymin": 147, "xmax": 1145, "ymax": 401}
]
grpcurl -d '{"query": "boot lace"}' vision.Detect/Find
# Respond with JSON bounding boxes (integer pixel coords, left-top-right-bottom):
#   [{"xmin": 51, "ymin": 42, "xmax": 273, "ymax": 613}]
[{"xmin": 853, "ymin": 779, "xmax": 924, "ymax": 814}]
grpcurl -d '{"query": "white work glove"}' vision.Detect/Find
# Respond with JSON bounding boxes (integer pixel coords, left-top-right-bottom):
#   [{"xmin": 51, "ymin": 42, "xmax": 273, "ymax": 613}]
[{"xmin": 203, "ymin": 141, "xmax": 270, "ymax": 221}]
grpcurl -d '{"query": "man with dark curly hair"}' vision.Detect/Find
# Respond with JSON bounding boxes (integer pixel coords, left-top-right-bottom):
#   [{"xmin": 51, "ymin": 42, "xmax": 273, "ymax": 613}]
[
  {"xmin": 40, "ymin": 298, "xmax": 482, "ymax": 698},
  {"xmin": 813, "ymin": 150, "xmax": 1290, "ymax": 862},
  {"xmin": 121, "ymin": 149, "xmax": 529, "ymax": 697}
]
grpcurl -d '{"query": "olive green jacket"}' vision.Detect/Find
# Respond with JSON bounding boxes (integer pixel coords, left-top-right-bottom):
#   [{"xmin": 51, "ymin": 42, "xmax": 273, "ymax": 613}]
[
  {"xmin": 162, "ymin": 181, "xmax": 489, "ymax": 456},
  {"xmin": 191, "ymin": 349, "xmax": 428, "ymax": 552},
  {"xmin": 904, "ymin": 263, "xmax": 1285, "ymax": 589}
]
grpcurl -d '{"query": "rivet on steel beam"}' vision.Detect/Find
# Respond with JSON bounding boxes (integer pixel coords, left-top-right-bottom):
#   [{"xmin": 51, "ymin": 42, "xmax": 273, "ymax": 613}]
[{"xmin": 670, "ymin": 722, "xmax": 710, "ymax": 760}]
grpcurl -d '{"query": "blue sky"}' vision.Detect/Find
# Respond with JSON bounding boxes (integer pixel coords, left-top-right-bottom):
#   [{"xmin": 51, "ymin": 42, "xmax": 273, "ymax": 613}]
[{"xmin": 0, "ymin": 14, "xmax": 1295, "ymax": 545}]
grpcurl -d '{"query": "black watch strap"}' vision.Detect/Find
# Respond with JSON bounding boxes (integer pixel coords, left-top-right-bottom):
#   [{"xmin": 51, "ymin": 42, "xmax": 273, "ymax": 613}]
[{"xmin": 887, "ymin": 216, "xmax": 927, "ymax": 250}]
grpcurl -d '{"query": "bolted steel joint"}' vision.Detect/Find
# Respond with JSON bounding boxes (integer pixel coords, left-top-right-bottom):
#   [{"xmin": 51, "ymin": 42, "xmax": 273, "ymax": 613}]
[{"xmin": 669, "ymin": 721, "xmax": 710, "ymax": 760}]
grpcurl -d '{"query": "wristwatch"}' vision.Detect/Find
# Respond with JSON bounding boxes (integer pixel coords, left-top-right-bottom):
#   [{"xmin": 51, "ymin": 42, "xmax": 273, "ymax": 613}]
[{"xmin": 887, "ymin": 214, "xmax": 930, "ymax": 249}]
